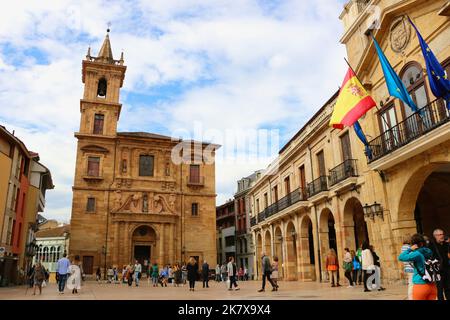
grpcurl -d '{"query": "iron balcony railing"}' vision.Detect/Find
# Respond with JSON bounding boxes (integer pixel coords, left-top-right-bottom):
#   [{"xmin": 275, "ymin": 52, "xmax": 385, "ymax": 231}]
[
  {"xmin": 367, "ymin": 98, "xmax": 449, "ymax": 163},
  {"xmin": 253, "ymin": 188, "xmax": 307, "ymax": 225},
  {"xmin": 329, "ymin": 159, "xmax": 358, "ymax": 187},
  {"xmin": 250, "ymin": 216, "xmax": 257, "ymax": 227},
  {"xmin": 307, "ymin": 176, "xmax": 328, "ymax": 197}
]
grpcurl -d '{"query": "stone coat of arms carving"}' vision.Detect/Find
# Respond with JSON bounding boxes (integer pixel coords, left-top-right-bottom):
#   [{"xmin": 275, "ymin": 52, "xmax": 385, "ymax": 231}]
[{"xmin": 390, "ymin": 16, "xmax": 411, "ymax": 53}]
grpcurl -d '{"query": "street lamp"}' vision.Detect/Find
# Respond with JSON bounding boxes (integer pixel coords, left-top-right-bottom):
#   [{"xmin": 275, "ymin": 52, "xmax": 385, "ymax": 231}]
[
  {"xmin": 363, "ymin": 202, "xmax": 385, "ymax": 221},
  {"xmin": 102, "ymin": 245, "xmax": 107, "ymax": 280}
]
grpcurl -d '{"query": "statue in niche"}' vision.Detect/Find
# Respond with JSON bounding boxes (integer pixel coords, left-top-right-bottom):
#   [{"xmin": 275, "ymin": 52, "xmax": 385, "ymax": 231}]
[{"xmin": 143, "ymin": 194, "xmax": 149, "ymax": 213}]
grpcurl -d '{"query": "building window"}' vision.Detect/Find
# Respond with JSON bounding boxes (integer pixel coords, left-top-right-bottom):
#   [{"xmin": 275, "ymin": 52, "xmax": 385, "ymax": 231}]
[
  {"xmin": 225, "ymin": 236, "xmax": 234, "ymax": 247},
  {"xmin": 93, "ymin": 114, "xmax": 104, "ymax": 134},
  {"xmin": 189, "ymin": 164, "xmax": 200, "ymax": 183},
  {"xmin": 86, "ymin": 197, "xmax": 96, "ymax": 212},
  {"xmin": 340, "ymin": 132, "xmax": 352, "ymax": 161},
  {"xmin": 256, "ymin": 199, "xmax": 260, "ymax": 213},
  {"xmin": 87, "ymin": 157, "xmax": 100, "ymax": 176},
  {"xmin": 192, "ymin": 203, "xmax": 199, "ymax": 216},
  {"xmin": 121, "ymin": 159, "xmax": 127, "ymax": 173},
  {"xmin": 317, "ymin": 151, "xmax": 326, "ymax": 177},
  {"xmin": 264, "ymin": 193, "xmax": 268, "ymax": 208},
  {"xmin": 139, "ymin": 155, "xmax": 154, "ymax": 176},
  {"xmin": 284, "ymin": 176, "xmax": 291, "ymax": 195}
]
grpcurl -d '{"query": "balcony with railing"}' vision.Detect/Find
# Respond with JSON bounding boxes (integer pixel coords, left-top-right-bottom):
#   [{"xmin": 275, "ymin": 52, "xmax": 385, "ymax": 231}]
[
  {"xmin": 307, "ymin": 176, "xmax": 328, "ymax": 198},
  {"xmin": 329, "ymin": 159, "xmax": 358, "ymax": 187},
  {"xmin": 367, "ymin": 98, "xmax": 450, "ymax": 163},
  {"xmin": 250, "ymin": 216, "xmax": 257, "ymax": 227},
  {"xmin": 251, "ymin": 188, "xmax": 308, "ymax": 227}
]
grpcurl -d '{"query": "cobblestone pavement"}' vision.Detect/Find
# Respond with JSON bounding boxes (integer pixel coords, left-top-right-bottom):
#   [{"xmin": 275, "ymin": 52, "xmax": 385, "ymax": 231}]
[{"xmin": 0, "ymin": 279, "xmax": 409, "ymax": 300}]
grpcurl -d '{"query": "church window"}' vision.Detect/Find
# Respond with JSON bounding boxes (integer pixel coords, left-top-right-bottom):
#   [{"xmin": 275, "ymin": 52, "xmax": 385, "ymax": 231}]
[
  {"xmin": 192, "ymin": 203, "xmax": 199, "ymax": 216},
  {"xmin": 87, "ymin": 157, "xmax": 100, "ymax": 176},
  {"xmin": 93, "ymin": 114, "xmax": 104, "ymax": 134},
  {"xmin": 139, "ymin": 155, "xmax": 154, "ymax": 176},
  {"xmin": 86, "ymin": 197, "xmax": 96, "ymax": 212}
]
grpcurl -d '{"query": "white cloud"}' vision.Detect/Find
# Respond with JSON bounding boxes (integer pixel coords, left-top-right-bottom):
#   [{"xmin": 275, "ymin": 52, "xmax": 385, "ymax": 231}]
[{"xmin": 0, "ymin": 0, "xmax": 347, "ymax": 220}]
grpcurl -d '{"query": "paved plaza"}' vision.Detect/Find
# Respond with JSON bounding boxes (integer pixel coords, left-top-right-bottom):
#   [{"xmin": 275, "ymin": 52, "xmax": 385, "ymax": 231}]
[{"xmin": 0, "ymin": 279, "xmax": 409, "ymax": 300}]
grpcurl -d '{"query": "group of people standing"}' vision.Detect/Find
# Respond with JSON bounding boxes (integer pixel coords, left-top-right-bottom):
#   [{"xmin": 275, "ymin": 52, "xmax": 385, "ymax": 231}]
[
  {"xmin": 399, "ymin": 228, "xmax": 449, "ymax": 300},
  {"xmin": 325, "ymin": 243, "xmax": 386, "ymax": 292}
]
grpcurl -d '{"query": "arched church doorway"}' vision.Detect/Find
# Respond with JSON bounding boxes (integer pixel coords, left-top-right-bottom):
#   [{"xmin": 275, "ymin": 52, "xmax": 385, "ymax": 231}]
[{"xmin": 132, "ymin": 225, "xmax": 156, "ymax": 272}]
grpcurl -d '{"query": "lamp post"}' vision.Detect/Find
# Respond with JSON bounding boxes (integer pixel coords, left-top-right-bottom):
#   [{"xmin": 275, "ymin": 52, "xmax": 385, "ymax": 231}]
[
  {"xmin": 102, "ymin": 245, "xmax": 107, "ymax": 280},
  {"xmin": 363, "ymin": 202, "xmax": 385, "ymax": 221}
]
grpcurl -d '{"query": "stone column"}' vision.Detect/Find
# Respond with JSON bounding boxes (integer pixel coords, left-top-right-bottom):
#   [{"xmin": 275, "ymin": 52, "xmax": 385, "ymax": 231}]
[
  {"xmin": 113, "ymin": 221, "xmax": 119, "ymax": 266},
  {"xmin": 124, "ymin": 222, "xmax": 130, "ymax": 263},
  {"xmin": 168, "ymin": 223, "xmax": 174, "ymax": 264},
  {"xmin": 159, "ymin": 223, "xmax": 165, "ymax": 266}
]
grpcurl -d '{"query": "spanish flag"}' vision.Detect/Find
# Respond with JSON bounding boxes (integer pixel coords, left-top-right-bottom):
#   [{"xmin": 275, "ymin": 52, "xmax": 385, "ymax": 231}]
[{"xmin": 329, "ymin": 68, "xmax": 377, "ymax": 129}]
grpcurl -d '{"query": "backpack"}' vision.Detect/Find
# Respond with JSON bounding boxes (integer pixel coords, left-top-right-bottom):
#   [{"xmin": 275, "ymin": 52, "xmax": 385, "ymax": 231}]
[{"xmin": 416, "ymin": 258, "xmax": 441, "ymax": 283}]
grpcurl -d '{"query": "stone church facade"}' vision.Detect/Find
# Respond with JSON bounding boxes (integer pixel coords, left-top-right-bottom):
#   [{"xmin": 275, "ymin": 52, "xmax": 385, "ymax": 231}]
[{"xmin": 69, "ymin": 32, "xmax": 219, "ymax": 275}]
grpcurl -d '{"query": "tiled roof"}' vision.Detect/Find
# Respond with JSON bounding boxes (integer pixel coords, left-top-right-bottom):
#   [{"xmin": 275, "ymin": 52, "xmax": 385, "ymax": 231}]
[{"xmin": 36, "ymin": 225, "xmax": 70, "ymax": 238}]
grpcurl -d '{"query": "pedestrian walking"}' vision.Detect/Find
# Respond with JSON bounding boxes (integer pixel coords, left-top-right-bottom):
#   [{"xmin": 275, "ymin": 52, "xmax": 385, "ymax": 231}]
[
  {"xmin": 258, "ymin": 252, "xmax": 277, "ymax": 292},
  {"xmin": 221, "ymin": 263, "xmax": 228, "ymax": 282},
  {"xmin": 181, "ymin": 262, "xmax": 188, "ymax": 286},
  {"xmin": 238, "ymin": 267, "xmax": 244, "ymax": 281},
  {"xmin": 326, "ymin": 249, "xmax": 340, "ymax": 287},
  {"xmin": 121, "ymin": 265, "xmax": 127, "ymax": 284},
  {"xmin": 401, "ymin": 237, "xmax": 414, "ymax": 300},
  {"xmin": 126, "ymin": 264, "xmax": 134, "ymax": 287},
  {"xmin": 227, "ymin": 256, "xmax": 239, "ymax": 291},
  {"xmin": 67, "ymin": 255, "xmax": 82, "ymax": 294},
  {"xmin": 244, "ymin": 267, "xmax": 249, "ymax": 281},
  {"xmin": 343, "ymin": 248, "xmax": 354, "ymax": 287},
  {"xmin": 174, "ymin": 263, "xmax": 182, "ymax": 287},
  {"xmin": 187, "ymin": 257, "xmax": 198, "ymax": 291},
  {"xmin": 30, "ymin": 262, "xmax": 47, "ymax": 296},
  {"xmin": 96, "ymin": 267, "xmax": 101, "ymax": 283},
  {"xmin": 271, "ymin": 257, "xmax": 279, "ymax": 291},
  {"xmin": 371, "ymin": 245, "xmax": 385, "ymax": 291},
  {"xmin": 151, "ymin": 262, "xmax": 159, "ymax": 287},
  {"xmin": 134, "ymin": 260, "xmax": 142, "ymax": 287},
  {"xmin": 56, "ymin": 253, "xmax": 71, "ymax": 294},
  {"xmin": 215, "ymin": 264, "xmax": 221, "ymax": 282},
  {"xmin": 399, "ymin": 234, "xmax": 437, "ymax": 300},
  {"xmin": 430, "ymin": 228, "xmax": 450, "ymax": 300},
  {"xmin": 351, "ymin": 250, "xmax": 361, "ymax": 285},
  {"xmin": 168, "ymin": 264, "xmax": 174, "ymax": 286},
  {"xmin": 107, "ymin": 266, "xmax": 114, "ymax": 283},
  {"xmin": 361, "ymin": 241, "xmax": 375, "ymax": 292},
  {"xmin": 202, "ymin": 260, "xmax": 210, "ymax": 288}
]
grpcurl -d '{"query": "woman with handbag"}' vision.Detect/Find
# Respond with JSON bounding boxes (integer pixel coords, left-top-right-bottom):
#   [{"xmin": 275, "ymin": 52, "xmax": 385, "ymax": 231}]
[
  {"xmin": 31, "ymin": 262, "xmax": 47, "ymax": 295},
  {"xmin": 67, "ymin": 255, "xmax": 82, "ymax": 294},
  {"xmin": 343, "ymin": 248, "xmax": 354, "ymax": 287}
]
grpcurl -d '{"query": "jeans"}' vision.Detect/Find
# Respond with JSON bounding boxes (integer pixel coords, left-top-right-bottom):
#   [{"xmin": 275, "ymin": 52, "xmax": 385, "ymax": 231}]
[
  {"xmin": 152, "ymin": 276, "xmax": 158, "ymax": 285},
  {"xmin": 344, "ymin": 270, "xmax": 353, "ymax": 285},
  {"xmin": 261, "ymin": 271, "xmax": 275, "ymax": 290},
  {"xmin": 329, "ymin": 270, "xmax": 338, "ymax": 286},
  {"xmin": 189, "ymin": 279, "xmax": 195, "ymax": 289},
  {"xmin": 202, "ymin": 276, "xmax": 209, "ymax": 288},
  {"xmin": 353, "ymin": 269, "xmax": 361, "ymax": 284},
  {"xmin": 135, "ymin": 272, "xmax": 140, "ymax": 286},
  {"xmin": 58, "ymin": 274, "xmax": 68, "ymax": 292},
  {"xmin": 229, "ymin": 275, "xmax": 238, "ymax": 289}
]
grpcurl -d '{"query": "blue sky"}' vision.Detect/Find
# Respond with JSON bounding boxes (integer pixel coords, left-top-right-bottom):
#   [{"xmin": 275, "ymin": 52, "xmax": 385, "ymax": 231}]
[{"xmin": 0, "ymin": 0, "xmax": 347, "ymax": 223}]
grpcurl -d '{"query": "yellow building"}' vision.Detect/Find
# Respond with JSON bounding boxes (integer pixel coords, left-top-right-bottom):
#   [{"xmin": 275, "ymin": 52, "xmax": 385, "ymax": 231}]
[
  {"xmin": 69, "ymin": 32, "xmax": 220, "ymax": 275},
  {"xmin": 250, "ymin": 0, "xmax": 450, "ymax": 284}
]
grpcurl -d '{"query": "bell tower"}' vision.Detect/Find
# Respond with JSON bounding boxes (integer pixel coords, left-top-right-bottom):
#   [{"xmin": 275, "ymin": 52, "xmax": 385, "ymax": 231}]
[{"xmin": 78, "ymin": 29, "xmax": 126, "ymax": 137}]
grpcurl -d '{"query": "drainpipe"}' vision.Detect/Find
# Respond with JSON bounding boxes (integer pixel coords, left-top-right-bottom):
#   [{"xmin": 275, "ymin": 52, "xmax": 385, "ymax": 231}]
[
  {"xmin": 104, "ymin": 138, "xmax": 118, "ymax": 279},
  {"xmin": 308, "ymin": 144, "xmax": 322, "ymax": 282}
]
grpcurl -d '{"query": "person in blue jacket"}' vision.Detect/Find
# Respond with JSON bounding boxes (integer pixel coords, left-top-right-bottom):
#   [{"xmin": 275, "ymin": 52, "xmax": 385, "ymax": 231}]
[{"xmin": 398, "ymin": 234, "xmax": 437, "ymax": 300}]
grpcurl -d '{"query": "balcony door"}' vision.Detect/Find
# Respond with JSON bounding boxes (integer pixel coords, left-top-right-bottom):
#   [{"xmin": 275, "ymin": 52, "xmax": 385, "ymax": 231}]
[
  {"xmin": 400, "ymin": 62, "xmax": 431, "ymax": 134},
  {"xmin": 378, "ymin": 103, "xmax": 399, "ymax": 153}
]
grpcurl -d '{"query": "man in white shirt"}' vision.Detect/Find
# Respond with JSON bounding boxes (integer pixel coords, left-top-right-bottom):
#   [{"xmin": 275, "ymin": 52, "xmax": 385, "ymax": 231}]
[{"xmin": 134, "ymin": 260, "xmax": 142, "ymax": 287}]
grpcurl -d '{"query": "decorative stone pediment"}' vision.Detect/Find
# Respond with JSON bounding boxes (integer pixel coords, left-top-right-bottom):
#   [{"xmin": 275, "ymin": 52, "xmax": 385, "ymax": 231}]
[
  {"xmin": 81, "ymin": 144, "xmax": 110, "ymax": 154},
  {"xmin": 112, "ymin": 191, "xmax": 176, "ymax": 215}
]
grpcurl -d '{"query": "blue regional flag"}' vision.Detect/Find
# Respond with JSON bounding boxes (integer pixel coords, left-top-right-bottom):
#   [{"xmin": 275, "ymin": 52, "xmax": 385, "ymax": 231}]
[
  {"xmin": 408, "ymin": 17, "xmax": 450, "ymax": 108},
  {"xmin": 353, "ymin": 120, "xmax": 372, "ymax": 160},
  {"xmin": 372, "ymin": 35, "xmax": 418, "ymax": 112}
]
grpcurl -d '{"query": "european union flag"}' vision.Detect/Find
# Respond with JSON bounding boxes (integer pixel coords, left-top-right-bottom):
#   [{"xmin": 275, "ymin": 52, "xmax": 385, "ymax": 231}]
[
  {"xmin": 353, "ymin": 120, "xmax": 372, "ymax": 160},
  {"xmin": 408, "ymin": 17, "xmax": 450, "ymax": 109},
  {"xmin": 372, "ymin": 35, "xmax": 418, "ymax": 113}
]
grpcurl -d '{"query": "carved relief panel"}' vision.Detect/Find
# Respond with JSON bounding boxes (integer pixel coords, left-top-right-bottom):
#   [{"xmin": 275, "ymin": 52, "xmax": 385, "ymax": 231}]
[{"xmin": 112, "ymin": 192, "xmax": 177, "ymax": 215}]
